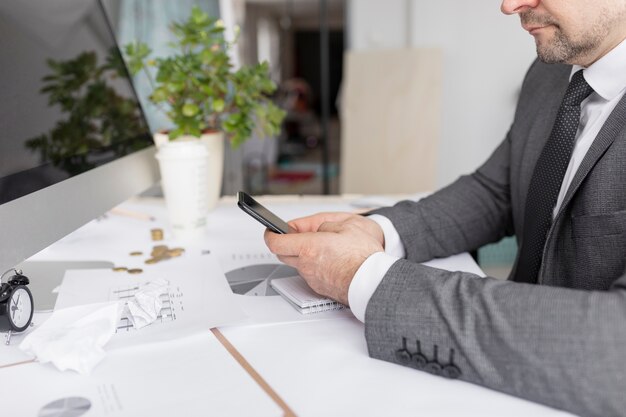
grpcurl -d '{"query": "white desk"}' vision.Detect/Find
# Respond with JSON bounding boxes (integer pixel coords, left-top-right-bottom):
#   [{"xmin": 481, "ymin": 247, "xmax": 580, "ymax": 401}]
[{"xmin": 0, "ymin": 196, "xmax": 573, "ymax": 417}]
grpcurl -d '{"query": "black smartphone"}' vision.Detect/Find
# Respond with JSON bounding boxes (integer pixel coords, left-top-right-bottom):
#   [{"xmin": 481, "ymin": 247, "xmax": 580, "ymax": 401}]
[{"xmin": 237, "ymin": 191, "xmax": 291, "ymax": 234}]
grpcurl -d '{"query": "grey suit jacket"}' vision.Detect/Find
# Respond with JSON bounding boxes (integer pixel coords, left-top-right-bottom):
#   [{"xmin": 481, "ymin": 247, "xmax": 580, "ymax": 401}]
[{"xmin": 368, "ymin": 60, "xmax": 626, "ymax": 417}]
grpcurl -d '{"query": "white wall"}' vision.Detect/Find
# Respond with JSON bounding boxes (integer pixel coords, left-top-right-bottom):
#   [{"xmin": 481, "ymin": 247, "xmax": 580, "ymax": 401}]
[
  {"xmin": 347, "ymin": 0, "xmax": 537, "ymax": 187},
  {"xmin": 347, "ymin": 0, "xmax": 409, "ymax": 50}
]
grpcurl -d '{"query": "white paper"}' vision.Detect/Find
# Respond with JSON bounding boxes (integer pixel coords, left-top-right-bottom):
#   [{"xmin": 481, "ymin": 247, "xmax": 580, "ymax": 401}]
[
  {"xmin": 4, "ymin": 333, "xmax": 283, "ymax": 417},
  {"xmin": 220, "ymin": 318, "xmax": 572, "ymax": 417},
  {"xmin": 54, "ymin": 257, "xmax": 246, "ymax": 350}
]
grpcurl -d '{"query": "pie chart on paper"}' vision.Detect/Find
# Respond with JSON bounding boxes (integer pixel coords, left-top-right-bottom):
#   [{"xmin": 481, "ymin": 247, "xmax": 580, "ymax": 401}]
[
  {"xmin": 225, "ymin": 263, "xmax": 300, "ymax": 296},
  {"xmin": 38, "ymin": 397, "xmax": 91, "ymax": 417}
]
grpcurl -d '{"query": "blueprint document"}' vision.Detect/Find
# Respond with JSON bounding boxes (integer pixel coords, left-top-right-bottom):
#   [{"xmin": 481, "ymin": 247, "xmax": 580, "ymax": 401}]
[{"xmin": 54, "ymin": 255, "xmax": 246, "ymax": 350}]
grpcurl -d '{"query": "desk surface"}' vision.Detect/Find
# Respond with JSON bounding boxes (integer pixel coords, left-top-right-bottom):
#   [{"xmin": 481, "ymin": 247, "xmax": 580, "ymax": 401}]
[{"xmin": 1, "ymin": 195, "xmax": 573, "ymax": 417}]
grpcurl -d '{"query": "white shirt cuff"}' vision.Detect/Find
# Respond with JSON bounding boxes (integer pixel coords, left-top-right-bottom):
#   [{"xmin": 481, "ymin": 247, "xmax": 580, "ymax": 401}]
[
  {"xmin": 368, "ymin": 214, "xmax": 406, "ymax": 258},
  {"xmin": 348, "ymin": 252, "xmax": 399, "ymax": 323}
]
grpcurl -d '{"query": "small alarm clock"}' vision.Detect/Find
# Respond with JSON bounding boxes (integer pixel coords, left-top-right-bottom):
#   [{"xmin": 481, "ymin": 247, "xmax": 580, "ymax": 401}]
[{"xmin": 0, "ymin": 268, "xmax": 34, "ymax": 344}]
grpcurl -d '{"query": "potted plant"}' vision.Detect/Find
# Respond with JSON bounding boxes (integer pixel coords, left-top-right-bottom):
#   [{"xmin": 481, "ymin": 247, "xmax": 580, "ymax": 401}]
[{"xmin": 124, "ymin": 6, "xmax": 285, "ymax": 225}]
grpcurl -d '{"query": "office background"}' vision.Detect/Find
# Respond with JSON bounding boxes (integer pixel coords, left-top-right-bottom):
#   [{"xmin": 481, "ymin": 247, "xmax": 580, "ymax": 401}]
[
  {"xmin": 107, "ymin": 0, "xmax": 534, "ymax": 195},
  {"xmin": 108, "ymin": 0, "xmax": 535, "ymax": 276}
]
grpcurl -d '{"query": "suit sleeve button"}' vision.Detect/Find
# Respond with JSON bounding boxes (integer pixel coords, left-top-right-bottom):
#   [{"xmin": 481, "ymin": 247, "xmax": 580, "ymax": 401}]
[
  {"xmin": 425, "ymin": 361, "xmax": 443, "ymax": 375},
  {"xmin": 442, "ymin": 364, "xmax": 461, "ymax": 379},
  {"xmin": 395, "ymin": 349, "xmax": 412, "ymax": 364},
  {"xmin": 412, "ymin": 353, "xmax": 428, "ymax": 369}
]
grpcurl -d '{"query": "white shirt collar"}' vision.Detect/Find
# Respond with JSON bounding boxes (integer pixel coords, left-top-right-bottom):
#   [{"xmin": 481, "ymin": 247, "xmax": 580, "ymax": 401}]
[{"xmin": 571, "ymin": 37, "xmax": 626, "ymax": 101}]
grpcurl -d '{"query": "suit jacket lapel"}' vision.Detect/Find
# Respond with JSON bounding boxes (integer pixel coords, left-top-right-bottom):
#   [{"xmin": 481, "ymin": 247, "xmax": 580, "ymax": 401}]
[{"xmin": 555, "ymin": 92, "xmax": 626, "ymax": 220}]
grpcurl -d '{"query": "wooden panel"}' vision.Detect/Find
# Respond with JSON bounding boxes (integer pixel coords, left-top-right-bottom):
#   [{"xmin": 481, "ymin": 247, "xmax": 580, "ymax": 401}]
[{"xmin": 340, "ymin": 49, "xmax": 442, "ymax": 194}]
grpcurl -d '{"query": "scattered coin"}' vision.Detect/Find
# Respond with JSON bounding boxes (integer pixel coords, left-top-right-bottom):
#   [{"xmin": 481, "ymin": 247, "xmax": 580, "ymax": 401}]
[
  {"xmin": 151, "ymin": 245, "xmax": 168, "ymax": 257},
  {"xmin": 129, "ymin": 251, "xmax": 143, "ymax": 256},
  {"xmin": 151, "ymin": 228, "xmax": 164, "ymax": 241},
  {"xmin": 157, "ymin": 253, "xmax": 172, "ymax": 262},
  {"xmin": 169, "ymin": 248, "xmax": 185, "ymax": 257},
  {"xmin": 112, "ymin": 267, "xmax": 128, "ymax": 272},
  {"xmin": 142, "ymin": 245, "xmax": 185, "ymax": 264},
  {"xmin": 127, "ymin": 268, "xmax": 143, "ymax": 274}
]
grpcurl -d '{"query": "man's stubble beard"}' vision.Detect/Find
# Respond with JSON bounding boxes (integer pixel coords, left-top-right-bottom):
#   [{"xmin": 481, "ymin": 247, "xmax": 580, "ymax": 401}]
[
  {"xmin": 521, "ymin": 10, "xmax": 609, "ymax": 65},
  {"xmin": 537, "ymin": 27, "xmax": 597, "ymax": 64},
  {"xmin": 535, "ymin": 26, "xmax": 607, "ymax": 64}
]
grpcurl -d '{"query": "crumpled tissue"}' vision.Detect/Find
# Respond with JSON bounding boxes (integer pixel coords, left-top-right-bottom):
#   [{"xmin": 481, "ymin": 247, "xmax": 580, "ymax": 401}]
[
  {"xmin": 20, "ymin": 301, "xmax": 122, "ymax": 375},
  {"xmin": 122, "ymin": 279, "xmax": 169, "ymax": 329},
  {"xmin": 20, "ymin": 279, "xmax": 170, "ymax": 374}
]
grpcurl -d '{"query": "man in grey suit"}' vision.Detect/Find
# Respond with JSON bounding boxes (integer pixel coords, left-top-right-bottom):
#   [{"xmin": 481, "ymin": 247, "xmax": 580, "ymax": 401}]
[{"xmin": 265, "ymin": 0, "xmax": 626, "ymax": 415}]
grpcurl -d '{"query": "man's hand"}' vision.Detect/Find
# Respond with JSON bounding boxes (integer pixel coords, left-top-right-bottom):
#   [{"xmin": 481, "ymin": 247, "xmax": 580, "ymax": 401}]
[
  {"xmin": 264, "ymin": 213, "xmax": 385, "ymax": 305},
  {"xmin": 286, "ymin": 212, "xmax": 386, "ymax": 246}
]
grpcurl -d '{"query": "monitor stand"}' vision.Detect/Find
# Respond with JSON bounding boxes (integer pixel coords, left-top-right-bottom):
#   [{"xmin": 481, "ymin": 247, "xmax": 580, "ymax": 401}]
[{"xmin": 15, "ymin": 260, "xmax": 114, "ymax": 312}]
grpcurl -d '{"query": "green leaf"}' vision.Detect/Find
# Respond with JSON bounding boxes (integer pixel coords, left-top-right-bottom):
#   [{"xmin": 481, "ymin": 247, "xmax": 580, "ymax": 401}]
[
  {"xmin": 167, "ymin": 81, "xmax": 185, "ymax": 93},
  {"xmin": 169, "ymin": 128, "xmax": 185, "ymax": 140},
  {"xmin": 213, "ymin": 98, "xmax": 225, "ymax": 112},
  {"xmin": 151, "ymin": 87, "xmax": 168, "ymax": 103},
  {"xmin": 182, "ymin": 103, "xmax": 199, "ymax": 117},
  {"xmin": 191, "ymin": 6, "xmax": 208, "ymax": 24}
]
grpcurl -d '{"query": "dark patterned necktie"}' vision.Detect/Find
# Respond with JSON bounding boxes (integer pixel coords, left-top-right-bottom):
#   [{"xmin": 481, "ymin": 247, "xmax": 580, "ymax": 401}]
[{"xmin": 514, "ymin": 70, "xmax": 594, "ymax": 284}]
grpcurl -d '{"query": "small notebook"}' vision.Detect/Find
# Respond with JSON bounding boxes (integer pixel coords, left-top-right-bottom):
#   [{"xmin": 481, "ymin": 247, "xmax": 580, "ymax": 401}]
[{"xmin": 270, "ymin": 276, "xmax": 347, "ymax": 315}]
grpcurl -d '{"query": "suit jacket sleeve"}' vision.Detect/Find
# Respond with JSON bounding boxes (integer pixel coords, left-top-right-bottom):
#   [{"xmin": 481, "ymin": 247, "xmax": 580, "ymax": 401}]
[{"xmin": 365, "ymin": 261, "xmax": 626, "ymax": 417}]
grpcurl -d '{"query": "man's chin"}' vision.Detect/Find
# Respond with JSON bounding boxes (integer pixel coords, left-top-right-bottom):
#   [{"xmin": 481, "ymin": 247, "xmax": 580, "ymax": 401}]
[
  {"xmin": 535, "ymin": 40, "xmax": 568, "ymax": 64},
  {"xmin": 536, "ymin": 50, "xmax": 565, "ymax": 64}
]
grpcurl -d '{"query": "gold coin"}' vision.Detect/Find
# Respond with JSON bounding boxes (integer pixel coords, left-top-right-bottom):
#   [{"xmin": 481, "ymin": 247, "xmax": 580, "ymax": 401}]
[
  {"xmin": 151, "ymin": 245, "xmax": 168, "ymax": 256},
  {"xmin": 130, "ymin": 251, "xmax": 143, "ymax": 256},
  {"xmin": 127, "ymin": 268, "xmax": 143, "ymax": 274},
  {"xmin": 144, "ymin": 258, "xmax": 158, "ymax": 265},
  {"xmin": 112, "ymin": 267, "xmax": 128, "ymax": 272},
  {"xmin": 151, "ymin": 228, "xmax": 164, "ymax": 241},
  {"xmin": 168, "ymin": 248, "xmax": 185, "ymax": 257}
]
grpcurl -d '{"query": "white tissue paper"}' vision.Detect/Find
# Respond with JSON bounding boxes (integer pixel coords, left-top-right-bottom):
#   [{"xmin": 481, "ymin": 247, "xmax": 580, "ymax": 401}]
[
  {"xmin": 19, "ymin": 279, "xmax": 170, "ymax": 374},
  {"xmin": 20, "ymin": 301, "xmax": 122, "ymax": 375},
  {"xmin": 122, "ymin": 279, "xmax": 169, "ymax": 329}
]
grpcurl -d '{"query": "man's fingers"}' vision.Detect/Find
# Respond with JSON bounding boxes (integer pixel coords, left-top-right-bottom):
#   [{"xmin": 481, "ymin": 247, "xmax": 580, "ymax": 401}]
[
  {"xmin": 288, "ymin": 212, "xmax": 353, "ymax": 233},
  {"xmin": 317, "ymin": 221, "xmax": 343, "ymax": 233},
  {"xmin": 276, "ymin": 254, "xmax": 299, "ymax": 268},
  {"xmin": 264, "ymin": 228, "xmax": 314, "ymax": 257}
]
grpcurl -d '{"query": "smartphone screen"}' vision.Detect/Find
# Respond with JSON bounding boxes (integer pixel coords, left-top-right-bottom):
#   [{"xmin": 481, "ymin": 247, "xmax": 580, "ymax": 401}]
[{"xmin": 237, "ymin": 191, "xmax": 291, "ymax": 234}]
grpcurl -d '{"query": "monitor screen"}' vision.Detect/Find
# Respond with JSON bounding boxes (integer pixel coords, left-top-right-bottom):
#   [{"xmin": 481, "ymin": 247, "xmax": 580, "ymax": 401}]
[
  {"xmin": 0, "ymin": 0, "xmax": 158, "ymax": 287},
  {"xmin": 0, "ymin": 0, "xmax": 153, "ymax": 205}
]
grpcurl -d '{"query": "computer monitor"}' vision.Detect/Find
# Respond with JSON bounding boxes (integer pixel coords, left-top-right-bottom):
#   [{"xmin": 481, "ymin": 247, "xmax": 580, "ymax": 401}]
[{"xmin": 0, "ymin": 0, "xmax": 159, "ymax": 296}]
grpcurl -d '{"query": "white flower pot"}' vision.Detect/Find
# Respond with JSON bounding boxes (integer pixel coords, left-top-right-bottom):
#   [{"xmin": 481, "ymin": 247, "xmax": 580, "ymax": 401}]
[
  {"xmin": 153, "ymin": 131, "xmax": 225, "ymax": 240},
  {"xmin": 153, "ymin": 131, "xmax": 224, "ymax": 212},
  {"xmin": 200, "ymin": 131, "xmax": 224, "ymax": 211},
  {"xmin": 155, "ymin": 138, "xmax": 209, "ymax": 240}
]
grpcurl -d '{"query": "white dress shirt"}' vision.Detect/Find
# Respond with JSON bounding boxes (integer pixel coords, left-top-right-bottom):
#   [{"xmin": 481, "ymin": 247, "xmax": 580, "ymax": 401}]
[{"xmin": 348, "ymin": 38, "xmax": 626, "ymax": 323}]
